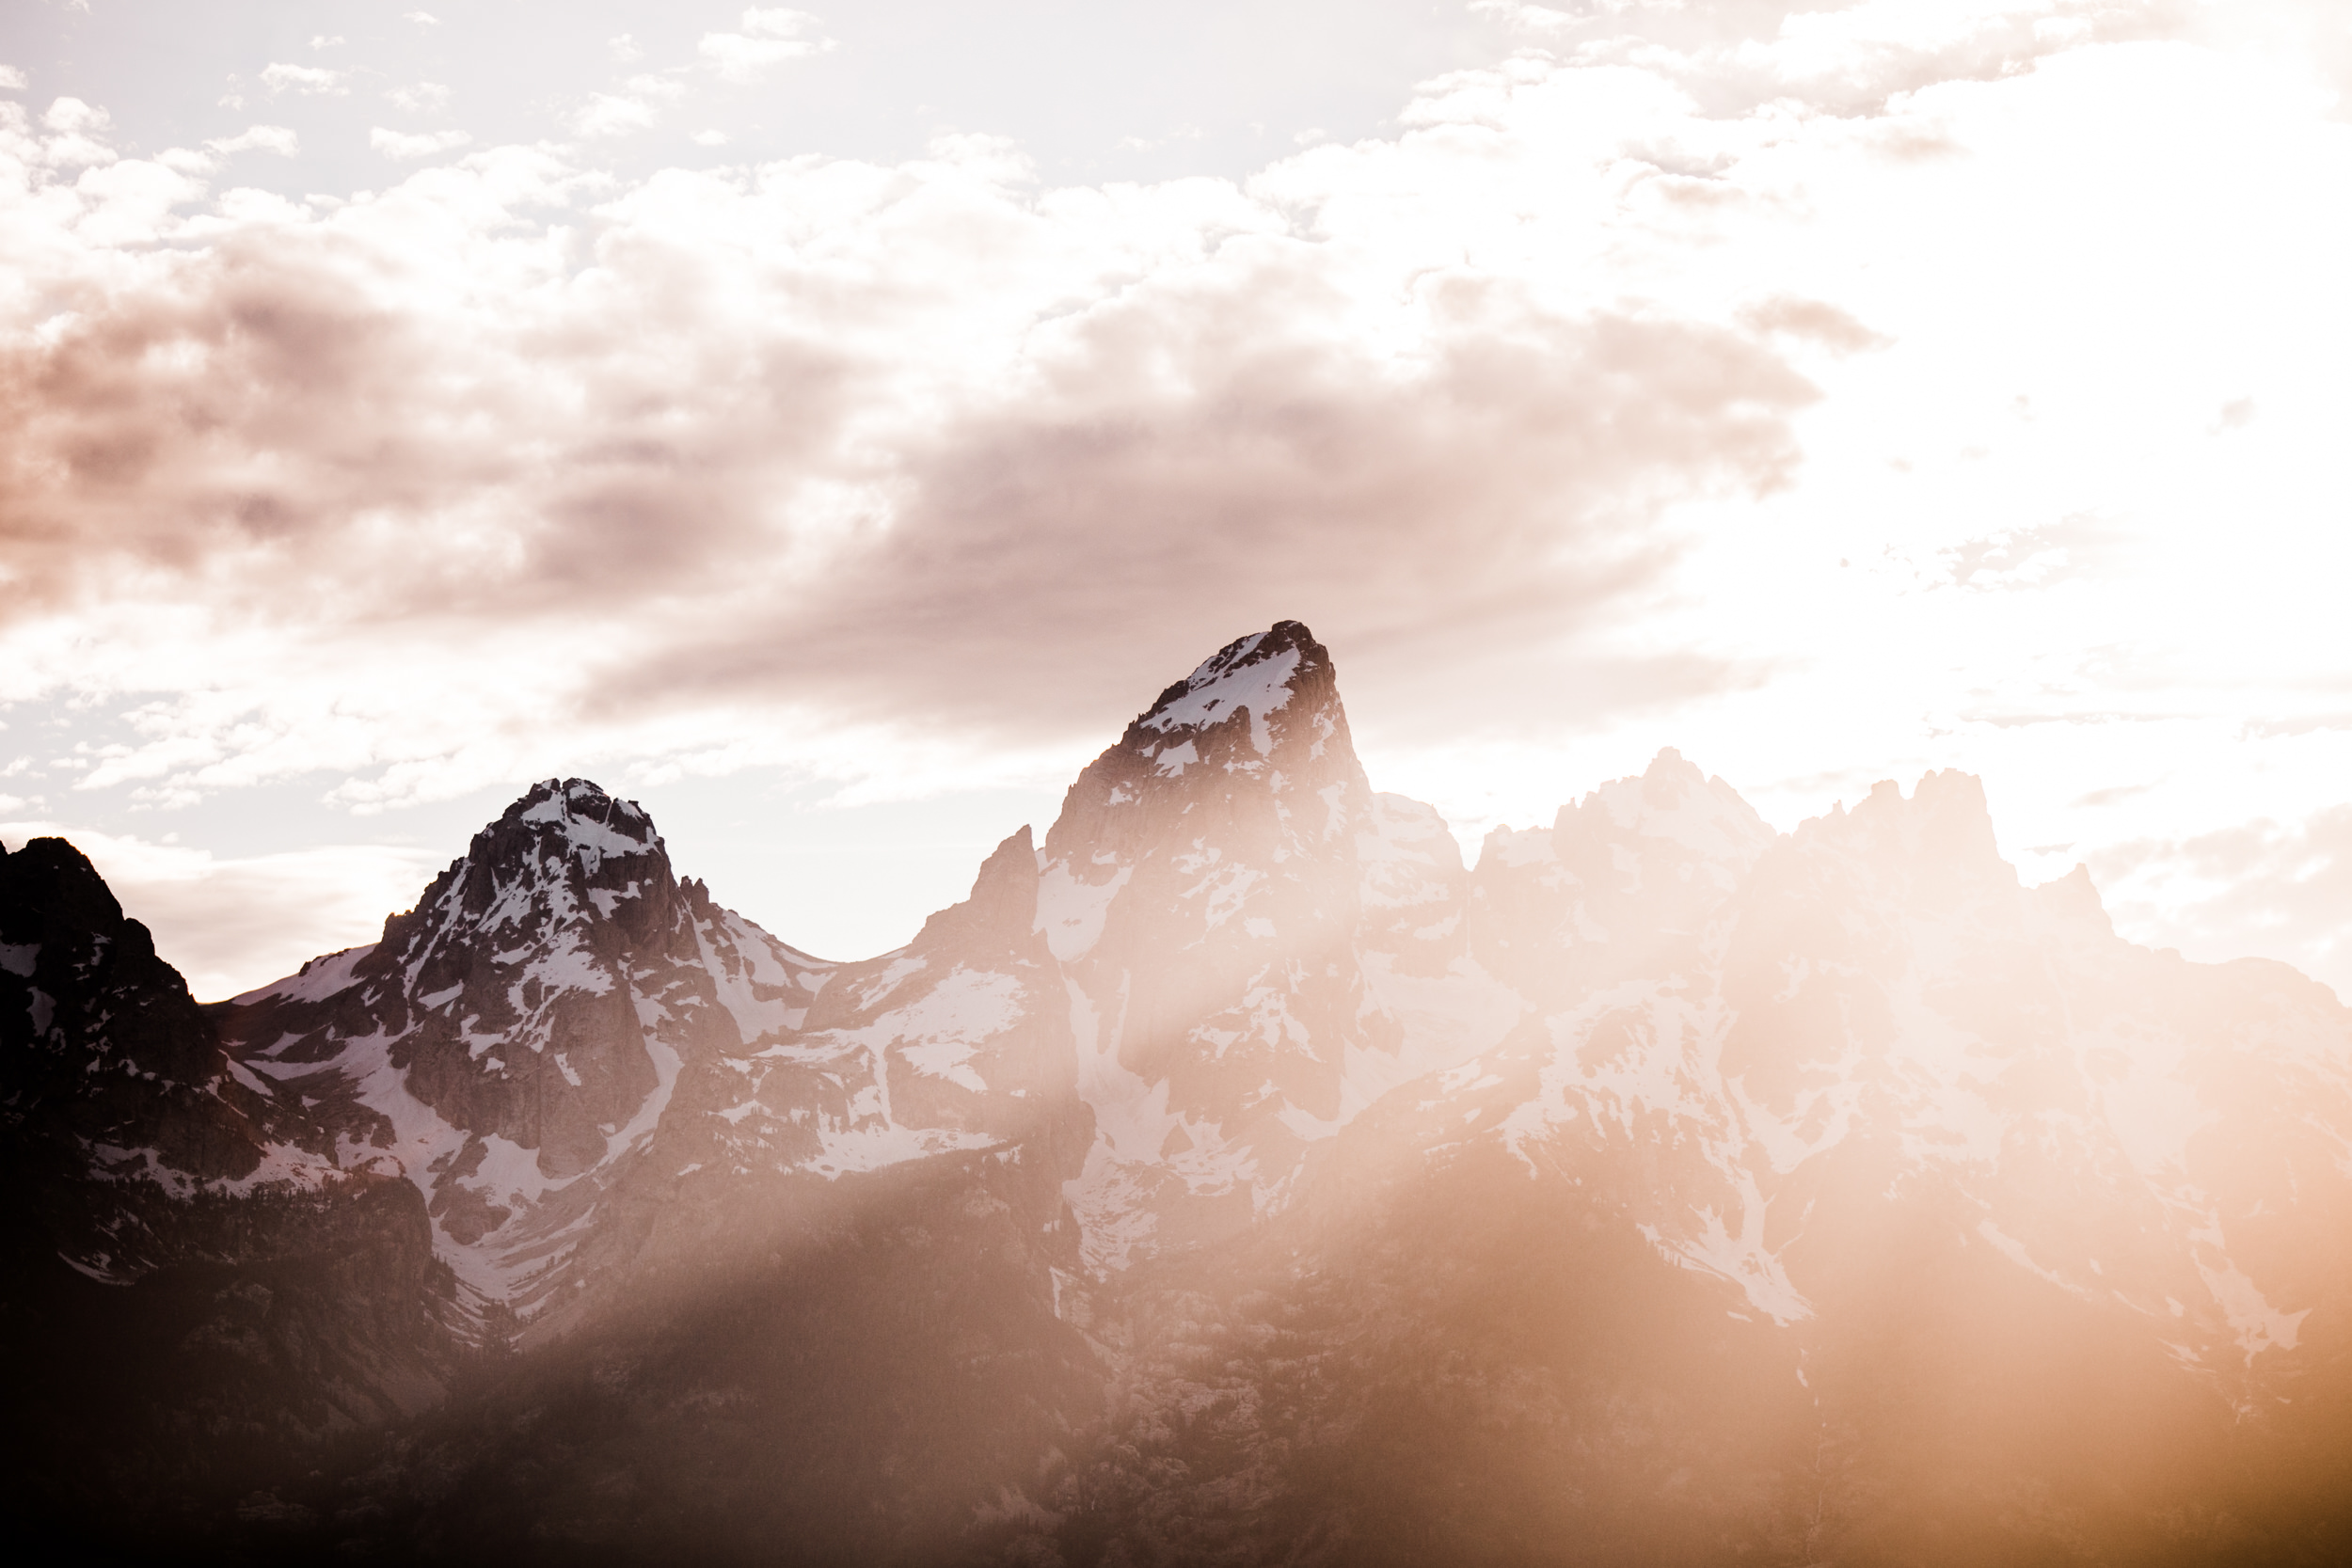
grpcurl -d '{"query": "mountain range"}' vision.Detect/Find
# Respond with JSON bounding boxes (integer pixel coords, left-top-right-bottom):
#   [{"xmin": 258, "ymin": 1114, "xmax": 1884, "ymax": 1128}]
[{"xmin": 6, "ymin": 620, "xmax": 2351, "ymax": 1565}]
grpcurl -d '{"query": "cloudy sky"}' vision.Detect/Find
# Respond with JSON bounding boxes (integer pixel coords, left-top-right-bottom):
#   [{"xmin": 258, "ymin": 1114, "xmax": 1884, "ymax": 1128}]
[{"xmin": 5, "ymin": 0, "xmax": 2352, "ymax": 1000}]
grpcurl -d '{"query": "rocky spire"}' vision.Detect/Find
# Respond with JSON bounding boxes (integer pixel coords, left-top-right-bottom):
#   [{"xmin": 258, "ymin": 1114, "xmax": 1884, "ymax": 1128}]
[
  {"xmin": 1043, "ymin": 619, "xmax": 1367, "ymax": 873},
  {"xmin": 1041, "ymin": 621, "xmax": 1403, "ymax": 1263}
]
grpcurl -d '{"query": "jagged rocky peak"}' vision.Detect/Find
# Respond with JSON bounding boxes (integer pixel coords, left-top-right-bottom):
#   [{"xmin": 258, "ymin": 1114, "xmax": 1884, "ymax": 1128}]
[
  {"xmin": 1470, "ymin": 749, "xmax": 1776, "ymax": 993},
  {"xmin": 2030, "ymin": 860, "xmax": 2113, "ymax": 935},
  {"xmin": 296, "ymin": 778, "xmax": 707, "ymax": 1178},
  {"xmin": 1719, "ymin": 769, "xmax": 2079, "ymax": 1121},
  {"xmin": 1, "ymin": 835, "xmax": 223, "ymax": 1093},
  {"xmin": 2, "ymin": 841, "xmax": 461, "ymax": 1496},
  {"xmin": 345, "ymin": 776, "xmax": 743, "ymax": 1042},
  {"xmin": 1474, "ymin": 748, "xmax": 1773, "ymax": 881},
  {"xmin": 1042, "ymin": 622, "xmax": 1417, "ymax": 1264},
  {"xmin": 1553, "ymin": 748, "xmax": 1777, "ymax": 875},
  {"xmin": 1730, "ymin": 769, "xmax": 2022, "ymax": 981},
  {"xmin": 0, "ymin": 837, "xmax": 287, "ymax": 1203},
  {"xmin": 1043, "ymin": 620, "xmax": 1367, "ymax": 877},
  {"xmin": 215, "ymin": 777, "xmax": 834, "ymax": 1287},
  {"xmin": 394, "ymin": 777, "xmax": 680, "ymax": 958},
  {"xmin": 1138, "ymin": 617, "xmax": 1345, "ymax": 753},
  {"xmin": 1769, "ymin": 768, "xmax": 2021, "ymax": 916},
  {"xmin": 910, "ymin": 824, "xmax": 1041, "ymax": 959}
]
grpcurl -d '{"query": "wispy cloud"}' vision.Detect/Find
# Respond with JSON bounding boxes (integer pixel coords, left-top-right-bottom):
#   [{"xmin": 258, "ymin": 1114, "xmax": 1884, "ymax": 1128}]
[
  {"xmin": 2097, "ymin": 804, "xmax": 2352, "ymax": 998},
  {"xmin": 370, "ymin": 126, "xmax": 470, "ymax": 160},
  {"xmin": 1120, "ymin": 125, "xmax": 1204, "ymax": 151},
  {"xmin": 1469, "ymin": 1, "xmax": 1584, "ymax": 32},
  {"xmin": 206, "ymin": 124, "xmax": 299, "ymax": 157},
  {"xmin": 699, "ymin": 8, "xmax": 835, "ymax": 84},
  {"xmin": 567, "ymin": 92, "xmax": 660, "ymax": 138},
  {"xmin": 386, "ymin": 82, "xmax": 452, "ymax": 115}
]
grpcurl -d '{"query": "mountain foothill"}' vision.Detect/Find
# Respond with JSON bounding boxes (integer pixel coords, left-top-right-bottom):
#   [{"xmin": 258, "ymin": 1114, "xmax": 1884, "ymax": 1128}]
[{"xmin": 7, "ymin": 621, "xmax": 2352, "ymax": 1565}]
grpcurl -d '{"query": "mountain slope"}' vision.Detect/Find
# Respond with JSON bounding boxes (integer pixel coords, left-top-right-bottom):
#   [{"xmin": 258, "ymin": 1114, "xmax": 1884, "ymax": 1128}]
[{"xmin": 1033, "ymin": 751, "xmax": 2352, "ymax": 1565}]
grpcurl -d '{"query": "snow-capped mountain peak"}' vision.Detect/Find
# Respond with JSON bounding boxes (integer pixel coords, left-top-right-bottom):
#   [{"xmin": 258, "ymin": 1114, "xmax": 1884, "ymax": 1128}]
[
  {"xmin": 215, "ymin": 780, "xmax": 831, "ymax": 1316},
  {"xmin": 1134, "ymin": 618, "xmax": 1326, "ymax": 756}
]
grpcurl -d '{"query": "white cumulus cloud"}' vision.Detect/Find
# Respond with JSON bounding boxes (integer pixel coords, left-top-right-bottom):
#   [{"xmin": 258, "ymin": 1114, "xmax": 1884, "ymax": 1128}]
[
  {"xmin": 37, "ymin": 97, "xmax": 116, "ymax": 166},
  {"xmin": 261, "ymin": 62, "xmax": 348, "ymax": 97},
  {"xmin": 42, "ymin": 96, "xmax": 108, "ymax": 133}
]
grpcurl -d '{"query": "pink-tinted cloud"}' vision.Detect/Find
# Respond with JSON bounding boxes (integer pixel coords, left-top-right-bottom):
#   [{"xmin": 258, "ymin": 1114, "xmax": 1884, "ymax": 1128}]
[
  {"xmin": 2094, "ymin": 807, "xmax": 2352, "ymax": 998},
  {"xmin": 0, "ymin": 194, "xmax": 855, "ymax": 629},
  {"xmin": 607, "ymin": 270, "xmax": 1814, "ymax": 735},
  {"xmin": 0, "ymin": 96, "xmax": 1817, "ymax": 784}
]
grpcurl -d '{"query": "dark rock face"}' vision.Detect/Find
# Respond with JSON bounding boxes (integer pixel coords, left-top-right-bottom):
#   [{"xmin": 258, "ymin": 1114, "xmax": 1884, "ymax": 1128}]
[
  {"xmin": 360, "ymin": 783, "xmax": 711, "ymax": 1175},
  {"xmin": 18, "ymin": 623, "xmax": 2352, "ymax": 1564},
  {"xmin": 1, "ymin": 837, "xmax": 268, "ymax": 1190},
  {"xmin": 0, "ymin": 838, "xmax": 462, "ymax": 1548}
]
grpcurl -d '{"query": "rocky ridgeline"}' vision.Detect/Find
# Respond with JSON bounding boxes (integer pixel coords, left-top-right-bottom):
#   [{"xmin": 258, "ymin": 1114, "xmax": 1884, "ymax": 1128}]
[{"xmin": 8, "ymin": 621, "xmax": 2352, "ymax": 1562}]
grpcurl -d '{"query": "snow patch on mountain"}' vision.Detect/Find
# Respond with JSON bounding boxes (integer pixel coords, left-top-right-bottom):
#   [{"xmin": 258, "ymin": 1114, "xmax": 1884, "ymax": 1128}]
[
  {"xmin": 1356, "ymin": 953, "xmax": 1519, "ymax": 1083},
  {"xmin": 805, "ymin": 1123, "xmax": 1004, "ymax": 1178},
  {"xmin": 2187, "ymin": 1225, "xmax": 2311, "ymax": 1363},
  {"xmin": 1036, "ymin": 861, "xmax": 1132, "ymax": 962},
  {"xmin": 230, "ymin": 942, "xmax": 374, "ymax": 1006},
  {"xmin": 1140, "ymin": 632, "xmax": 1301, "ymax": 750}
]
